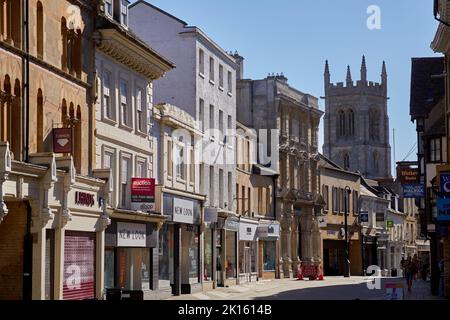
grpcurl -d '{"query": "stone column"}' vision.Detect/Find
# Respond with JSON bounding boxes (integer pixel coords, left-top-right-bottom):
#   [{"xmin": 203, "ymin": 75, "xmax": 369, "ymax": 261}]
[
  {"xmin": 299, "ymin": 207, "xmax": 314, "ymax": 266},
  {"xmin": 280, "ymin": 203, "xmax": 292, "ymax": 278},
  {"xmin": 291, "ymin": 214, "xmax": 300, "ymax": 277}
]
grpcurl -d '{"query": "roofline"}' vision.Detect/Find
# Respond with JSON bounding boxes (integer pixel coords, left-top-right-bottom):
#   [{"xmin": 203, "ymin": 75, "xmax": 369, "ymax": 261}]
[
  {"xmin": 129, "ymin": 0, "xmax": 188, "ymax": 26},
  {"xmin": 319, "ymin": 153, "xmax": 362, "ymax": 177}
]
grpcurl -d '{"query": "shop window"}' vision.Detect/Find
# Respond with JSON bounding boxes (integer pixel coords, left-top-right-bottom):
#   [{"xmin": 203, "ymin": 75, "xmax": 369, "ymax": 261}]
[
  {"xmin": 225, "ymin": 231, "xmax": 236, "ymax": 279},
  {"xmin": 204, "ymin": 228, "xmax": 213, "ymax": 281},
  {"xmin": 136, "ymin": 87, "xmax": 146, "ymax": 133},
  {"xmin": 116, "ymin": 248, "xmax": 150, "ymax": 291},
  {"xmin": 158, "ymin": 224, "xmax": 174, "ymax": 288},
  {"xmin": 104, "ymin": 248, "xmax": 115, "ymax": 290},
  {"xmin": 36, "ymin": 1, "xmax": 44, "ymax": 59},
  {"xmin": 262, "ymin": 241, "xmax": 276, "ymax": 272},
  {"xmin": 182, "ymin": 225, "xmax": 199, "ymax": 284}
]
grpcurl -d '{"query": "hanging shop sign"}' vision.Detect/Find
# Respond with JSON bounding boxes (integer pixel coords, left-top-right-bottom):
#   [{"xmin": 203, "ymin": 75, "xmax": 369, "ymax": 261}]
[
  {"xmin": 360, "ymin": 211, "xmax": 369, "ymax": 223},
  {"xmin": 403, "ymin": 184, "xmax": 425, "ymax": 198},
  {"xmin": 117, "ymin": 222, "xmax": 146, "ymax": 247},
  {"xmin": 318, "ymin": 216, "xmax": 327, "ymax": 228},
  {"xmin": 387, "ymin": 220, "xmax": 394, "ymax": 228},
  {"xmin": 436, "ymin": 198, "xmax": 450, "ymax": 222},
  {"xmin": 399, "ymin": 168, "xmax": 419, "ymax": 185},
  {"xmin": 131, "ymin": 178, "xmax": 155, "ymax": 213},
  {"xmin": 53, "ymin": 128, "xmax": 72, "ymax": 153},
  {"xmin": 224, "ymin": 217, "xmax": 239, "ymax": 232},
  {"xmin": 173, "ymin": 198, "xmax": 194, "ymax": 224},
  {"xmin": 440, "ymin": 172, "xmax": 450, "ymax": 194},
  {"xmin": 204, "ymin": 207, "xmax": 218, "ymax": 224},
  {"xmin": 239, "ymin": 221, "xmax": 258, "ymax": 241},
  {"xmin": 257, "ymin": 223, "xmax": 280, "ymax": 239}
]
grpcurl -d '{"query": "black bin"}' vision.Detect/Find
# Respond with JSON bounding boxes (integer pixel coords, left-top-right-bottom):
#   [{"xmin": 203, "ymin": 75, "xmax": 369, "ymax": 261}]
[
  {"xmin": 391, "ymin": 268, "xmax": 397, "ymax": 277},
  {"xmin": 106, "ymin": 288, "xmax": 122, "ymax": 301}
]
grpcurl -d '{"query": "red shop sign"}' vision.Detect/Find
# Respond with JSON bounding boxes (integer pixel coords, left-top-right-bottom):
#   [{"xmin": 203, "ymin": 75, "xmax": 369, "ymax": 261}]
[
  {"xmin": 131, "ymin": 178, "xmax": 155, "ymax": 203},
  {"xmin": 53, "ymin": 128, "xmax": 72, "ymax": 153}
]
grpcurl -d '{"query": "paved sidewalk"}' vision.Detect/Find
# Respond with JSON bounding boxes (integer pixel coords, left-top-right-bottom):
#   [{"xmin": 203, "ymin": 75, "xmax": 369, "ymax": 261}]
[{"xmin": 165, "ymin": 277, "xmax": 445, "ymax": 300}]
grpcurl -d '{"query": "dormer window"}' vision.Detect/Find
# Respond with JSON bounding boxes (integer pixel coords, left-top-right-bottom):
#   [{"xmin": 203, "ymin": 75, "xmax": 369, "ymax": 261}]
[
  {"xmin": 121, "ymin": 0, "xmax": 129, "ymax": 26},
  {"xmin": 105, "ymin": 0, "xmax": 113, "ymax": 17}
]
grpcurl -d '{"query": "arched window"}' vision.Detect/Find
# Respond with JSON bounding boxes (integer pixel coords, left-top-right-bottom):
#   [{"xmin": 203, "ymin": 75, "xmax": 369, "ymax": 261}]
[
  {"xmin": 373, "ymin": 151, "xmax": 379, "ymax": 174},
  {"xmin": 337, "ymin": 110, "xmax": 346, "ymax": 138},
  {"xmin": 74, "ymin": 29, "xmax": 82, "ymax": 78},
  {"xmin": 343, "ymin": 153, "xmax": 350, "ymax": 171},
  {"xmin": 37, "ymin": 1, "xmax": 44, "ymax": 59},
  {"xmin": 74, "ymin": 105, "xmax": 82, "ymax": 172},
  {"xmin": 348, "ymin": 109, "xmax": 355, "ymax": 137},
  {"xmin": 61, "ymin": 18, "xmax": 68, "ymax": 71},
  {"xmin": 0, "ymin": 0, "xmax": 5, "ymax": 39},
  {"xmin": 369, "ymin": 108, "xmax": 380, "ymax": 141},
  {"xmin": 11, "ymin": 79, "xmax": 21, "ymax": 159},
  {"xmin": 11, "ymin": 0, "xmax": 21, "ymax": 48},
  {"xmin": 61, "ymin": 99, "xmax": 67, "ymax": 125},
  {"xmin": 37, "ymin": 89, "xmax": 44, "ymax": 152},
  {"xmin": 1, "ymin": 75, "xmax": 12, "ymax": 142}
]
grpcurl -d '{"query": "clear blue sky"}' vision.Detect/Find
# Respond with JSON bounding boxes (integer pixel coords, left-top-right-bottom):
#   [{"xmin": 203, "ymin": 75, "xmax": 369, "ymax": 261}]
[{"xmin": 130, "ymin": 0, "xmax": 440, "ymax": 170}]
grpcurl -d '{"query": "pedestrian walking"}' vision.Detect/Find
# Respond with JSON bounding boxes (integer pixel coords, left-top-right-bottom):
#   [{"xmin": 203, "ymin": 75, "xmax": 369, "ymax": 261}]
[
  {"xmin": 405, "ymin": 256, "xmax": 419, "ymax": 292},
  {"xmin": 400, "ymin": 257, "xmax": 406, "ymax": 278}
]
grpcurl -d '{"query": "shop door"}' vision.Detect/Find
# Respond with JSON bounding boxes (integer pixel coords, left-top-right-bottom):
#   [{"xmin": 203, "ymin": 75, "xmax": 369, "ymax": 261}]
[
  {"xmin": 244, "ymin": 247, "xmax": 251, "ymax": 282},
  {"xmin": 63, "ymin": 231, "xmax": 96, "ymax": 300}
]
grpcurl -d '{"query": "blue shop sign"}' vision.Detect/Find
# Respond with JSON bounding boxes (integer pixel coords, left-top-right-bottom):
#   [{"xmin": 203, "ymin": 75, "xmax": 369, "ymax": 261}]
[
  {"xmin": 403, "ymin": 184, "xmax": 425, "ymax": 198},
  {"xmin": 440, "ymin": 172, "xmax": 450, "ymax": 194},
  {"xmin": 436, "ymin": 198, "xmax": 450, "ymax": 222}
]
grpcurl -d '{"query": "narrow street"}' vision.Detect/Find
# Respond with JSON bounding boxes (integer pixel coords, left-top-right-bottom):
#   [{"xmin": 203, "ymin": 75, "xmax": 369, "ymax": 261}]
[{"xmin": 166, "ymin": 277, "xmax": 443, "ymax": 301}]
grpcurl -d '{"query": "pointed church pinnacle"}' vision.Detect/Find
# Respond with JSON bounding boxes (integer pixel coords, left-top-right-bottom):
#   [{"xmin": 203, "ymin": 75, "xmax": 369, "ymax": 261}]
[
  {"xmin": 361, "ymin": 55, "xmax": 367, "ymax": 82},
  {"xmin": 325, "ymin": 60, "xmax": 330, "ymax": 75},
  {"xmin": 346, "ymin": 65, "xmax": 352, "ymax": 83},
  {"xmin": 382, "ymin": 61, "xmax": 387, "ymax": 77}
]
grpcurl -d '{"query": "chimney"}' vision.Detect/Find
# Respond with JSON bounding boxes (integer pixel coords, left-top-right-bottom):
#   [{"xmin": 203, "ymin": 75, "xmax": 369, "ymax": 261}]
[{"xmin": 232, "ymin": 51, "xmax": 244, "ymax": 80}]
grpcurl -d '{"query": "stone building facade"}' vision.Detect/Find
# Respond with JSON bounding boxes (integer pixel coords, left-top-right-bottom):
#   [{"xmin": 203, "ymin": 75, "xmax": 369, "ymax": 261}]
[
  {"xmin": 236, "ymin": 57, "xmax": 323, "ymax": 278},
  {"xmin": 323, "ymin": 57, "xmax": 392, "ymax": 180}
]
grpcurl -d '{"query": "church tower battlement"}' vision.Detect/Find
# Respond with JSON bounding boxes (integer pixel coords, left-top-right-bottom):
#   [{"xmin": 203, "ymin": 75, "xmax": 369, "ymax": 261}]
[{"xmin": 323, "ymin": 56, "xmax": 392, "ymax": 180}]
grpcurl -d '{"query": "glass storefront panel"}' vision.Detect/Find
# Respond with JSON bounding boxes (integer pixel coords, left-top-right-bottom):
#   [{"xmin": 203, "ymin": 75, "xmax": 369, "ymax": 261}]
[
  {"xmin": 225, "ymin": 231, "xmax": 237, "ymax": 279},
  {"xmin": 159, "ymin": 224, "xmax": 174, "ymax": 288},
  {"xmin": 262, "ymin": 241, "xmax": 276, "ymax": 272},
  {"xmin": 204, "ymin": 228, "xmax": 213, "ymax": 281},
  {"xmin": 104, "ymin": 248, "xmax": 115, "ymax": 289},
  {"xmin": 182, "ymin": 225, "xmax": 200, "ymax": 284},
  {"xmin": 250, "ymin": 242, "xmax": 257, "ymax": 273},
  {"xmin": 239, "ymin": 241, "xmax": 257, "ymax": 274},
  {"xmin": 116, "ymin": 248, "xmax": 150, "ymax": 291}
]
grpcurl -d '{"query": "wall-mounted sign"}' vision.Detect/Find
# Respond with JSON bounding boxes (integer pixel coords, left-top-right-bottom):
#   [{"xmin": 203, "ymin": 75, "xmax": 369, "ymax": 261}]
[
  {"xmin": 204, "ymin": 207, "xmax": 218, "ymax": 224},
  {"xmin": 173, "ymin": 198, "xmax": 194, "ymax": 224},
  {"xmin": 440, "ymin": 172, "xmax": 450, "ymax": 194},
  {"xmin": 131, "ymin": 178, "xmax": 155, "ymax": 213},
  {"xmin": 224, "ymin": 218, "xmax": 239, "ymax": 232},
  {"xmin": 75, "ymin": 191, "xmax": 95, "ymax": 207},
  {"xmin": 257, "ymin": 223, "xmax": 280, "ymax": 239},
  {"xmin": 403, "ymin": 184, "xmax": 425, "ymax": 198},
  {"xmin": 387, "ymin": 220, "xmax": 394, "ymax": 228},
  {"xmin": 436, "ymin": 198, "xmax": 450, "ymax": 222},
  {"xmin": 360, "ymin": 211, "xmax": 369, "ymax": 223},
  {"xmin": 53, "ymin": 128, "xmax": 72, "ymax": 153},
  {"xmin": 239, "ymin": 221, "xmax": 258, "ymax": 241},
  {"xmin": 318, "ymin": 216, "xmax": 327, "ymax": 228},
  {"xmin": 399, "ymin": 167, "xmax": 419, "ymax": 185},
  {"xmin": 376, "ymin": 212, "xmax": 385, "ymax": 222},
  {"xmin": 117, "ymin": 222, "xmax": 146, "ymax": 247}
]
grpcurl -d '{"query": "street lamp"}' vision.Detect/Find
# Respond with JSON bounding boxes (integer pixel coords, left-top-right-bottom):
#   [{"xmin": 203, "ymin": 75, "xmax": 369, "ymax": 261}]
[{"xmin": 344, "ymin": 186, "xmax": 352, "ymax": 278}]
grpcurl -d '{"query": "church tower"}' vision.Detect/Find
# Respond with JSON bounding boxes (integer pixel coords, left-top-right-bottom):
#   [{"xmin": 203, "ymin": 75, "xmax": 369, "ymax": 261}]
[{"xmin": 323, "ymin": 56, "xmax": 392, "ymax": 180}]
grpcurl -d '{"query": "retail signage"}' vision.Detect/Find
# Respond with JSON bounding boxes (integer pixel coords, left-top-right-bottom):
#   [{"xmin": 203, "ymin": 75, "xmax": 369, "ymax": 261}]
[
  {"xmin": 173, "ymin": 198, "xmax": 194, "ymax": 224},
  {"xmin": 387, "ymin": 220, "xmax": 394, "ymax": 228},
  {"xmin": 440, "ymin": 172, "xmax": 450, "ymax": 194},
  {"xmin": 360, "ymin": 211, "xmax": 369, "ymax": 223},
  {"xmin": 239, "ymin": 221, "xmax": 258, "ymax": 241},
  {"xmin": 117, "ymin": 222, "xmax": 146, "ymax": 247},
  {"xmin": 74, "ymin": 191, "xmax": 95, "ymax": 207},
  {"xmin": 53, "ymin": 128, "xmax": 72, "ymax": 153},
  {"xmin": 318, "ymin": 216, "xmax": 327, "ymax": 228},
  {"xmin": 131, "ymin": 178, "xmax": 155, "ymax": 213},
  {"xmin": 376, "ymin": 212, "xmax": 385, "ymax": 222},
  {"xmin": 224, "ymin": 218, "xmax": 239, "ymax": 232},
  {"xmin": 403, "ymin": 184, "xmax": 425, "ymax": 198},
  {"xmin": 399, "ymin": 168, "xmax": 419, "ymax": 185},
  {"xmin": 386, "ymin": 283, "xmax": 404, "ymax": 300},
  {"xmin": 257, "ymin": 223, "xmax": 280, "ymax": 239},
  {"xmin": 204, "ymin": 207, "xmax": 218, "ymax": 224},
  {"xmin": 436, "ymin": 198, "xmax": 450, "ymax": 222}
]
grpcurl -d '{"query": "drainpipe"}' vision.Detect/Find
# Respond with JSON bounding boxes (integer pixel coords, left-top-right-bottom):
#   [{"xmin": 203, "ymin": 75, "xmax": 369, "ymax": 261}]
[{"xmin": 21, "ymin": 0, "xmax": 30, "ymax": 162}]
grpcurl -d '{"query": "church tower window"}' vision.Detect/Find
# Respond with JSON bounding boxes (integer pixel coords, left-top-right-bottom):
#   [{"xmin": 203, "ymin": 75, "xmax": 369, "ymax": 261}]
[
  {"xmin": 343, "ymin": 153, "xmax": 350, "ymax": 170},
  {"xmin": 337, "ymin": 110, "xmax": 346, "ymax": 138},
  {"xmin": 369, "ymin": 108, "xmax": 380, "ymax": 142},
  {"xmin": 348, "ymin": 109, "xmax": 355, "ymax": 137}
]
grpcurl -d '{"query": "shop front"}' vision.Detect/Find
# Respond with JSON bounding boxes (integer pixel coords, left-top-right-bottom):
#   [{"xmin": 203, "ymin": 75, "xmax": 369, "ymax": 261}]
[
  {"xmin": 238, "ymin": 218, "xmax": 259, "ymax": 284},
  {"xmin": 104, "ymin": 217, "xmax": 162, "ymax": 300},
  {"xmin": 257, "ymin": 221, "xmax": 280, "ymax": 279},
  {"xmin": 202, "ymin": 207, "xmax": 217, "ymax": 291},
  {"xmin": 159, "ymin": 192, "xmax": 202, "ymax": 296},
  {"xmin": 215, "ymin": 215, "xmax": 239, "ymax": 287}
]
